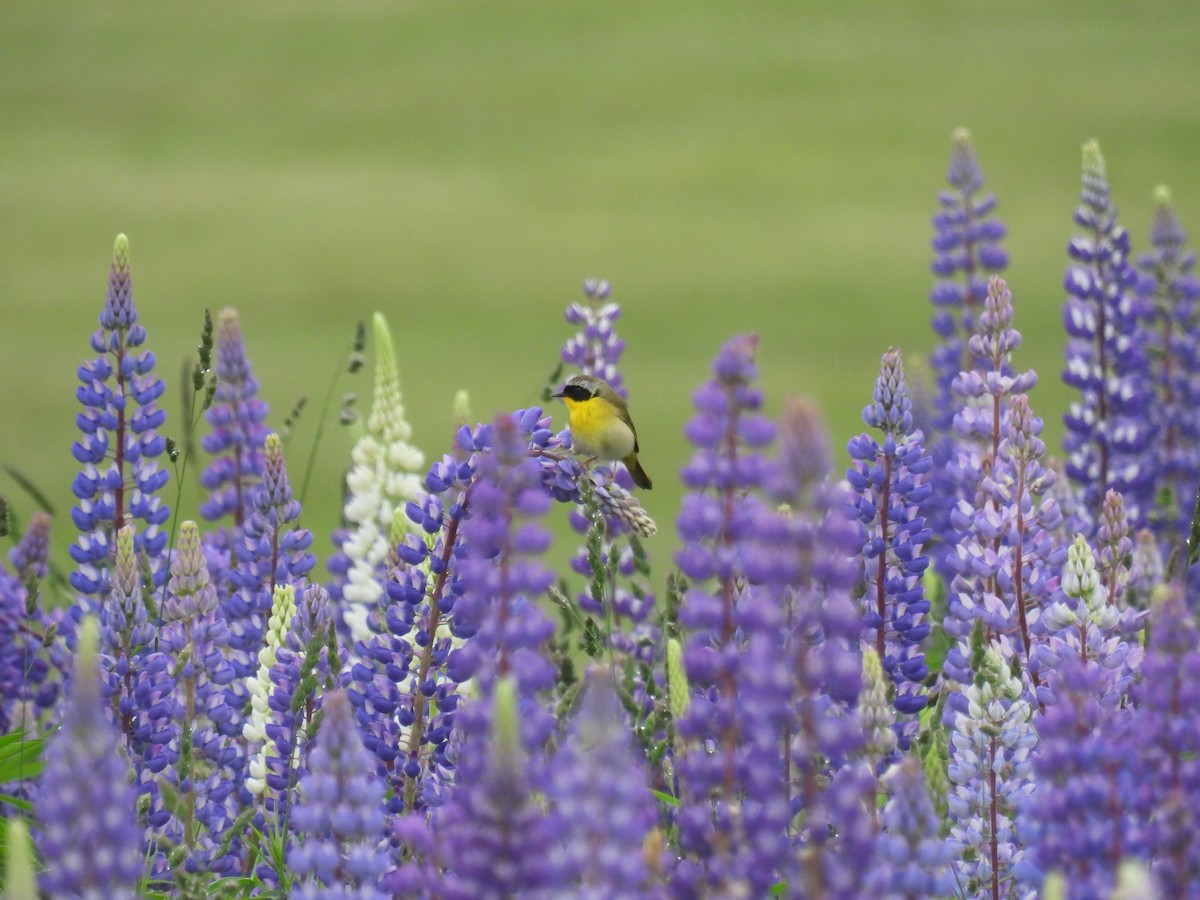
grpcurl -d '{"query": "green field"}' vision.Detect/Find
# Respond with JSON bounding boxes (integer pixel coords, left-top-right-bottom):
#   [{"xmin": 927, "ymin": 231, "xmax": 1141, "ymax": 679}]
[{"xmin": 3, "ymin": 1, "xmax": 1200, "ymax": 582}]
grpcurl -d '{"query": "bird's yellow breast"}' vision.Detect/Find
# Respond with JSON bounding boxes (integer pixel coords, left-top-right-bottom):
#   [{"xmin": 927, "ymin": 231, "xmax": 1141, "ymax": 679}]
[{"xmin": 562, "ymin": 396, "xmax": 636, "ymax": 460}]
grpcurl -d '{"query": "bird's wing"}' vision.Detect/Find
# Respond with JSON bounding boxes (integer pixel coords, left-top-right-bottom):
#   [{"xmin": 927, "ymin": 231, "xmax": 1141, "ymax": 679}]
[{"xmin": 608, "ymin": 397, "xmax": 640, "ymax": 453}]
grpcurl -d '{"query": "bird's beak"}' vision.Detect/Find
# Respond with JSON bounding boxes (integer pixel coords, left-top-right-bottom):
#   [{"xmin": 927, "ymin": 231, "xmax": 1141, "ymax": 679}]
[{"xmin": 551, "ymin": 389, "xmax": 565, "ymax": 398}]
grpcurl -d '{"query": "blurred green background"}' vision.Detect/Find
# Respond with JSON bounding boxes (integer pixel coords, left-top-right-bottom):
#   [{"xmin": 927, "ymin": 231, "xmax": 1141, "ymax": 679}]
[{"xmin": 3, "ymin": 1, "xmax": 1199, "ymax": 586}]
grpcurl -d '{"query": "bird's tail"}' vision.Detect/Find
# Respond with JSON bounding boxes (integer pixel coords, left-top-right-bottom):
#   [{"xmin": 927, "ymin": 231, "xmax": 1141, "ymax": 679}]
[{"xmin": 623, "ymin": 454, "xmax": 652, "ymax": 490}]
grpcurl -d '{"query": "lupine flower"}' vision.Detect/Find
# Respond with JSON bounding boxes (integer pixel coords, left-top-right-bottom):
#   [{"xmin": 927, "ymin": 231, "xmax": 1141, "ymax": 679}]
[
  {"xmin": 1130, "ymin": 586, "xmax": 1200, "ymax": 896},
  {"xmin": 69, "ymin": 234, "xmax": 170, "ymax": 603},
  {"xmin": 926, "ymin": 130, "xmax": 1009, "ymax": 579},
  {"xmin": 847, "ymin": 348, "xmax": 932, "ymax": 742},
  {"xmin": 1062, "ymin": 140, "xmax": 1157, "ymax": 529},
  {"xmin": 339, "ymin": 313, "xmax": 426, "ymax": 643},
  {"xmin": 1035, "ymin": 534, "xmax": 1138, "ymax": 705},
  {"xmin": 99, "ymin": 524, "xmax": 155, "ymax": 737},
  {"xmin": 672, "ymin": 335, "xmax": 874, "ymax": 896},
  {"xmin": 1129, "ymin": 528, "xmax": 1165, "ymax": 609},
  {"xmin": 671, "ymin": 334, "xmax": 791, "ymax": 896},
  {"xmin": 928, "ymin": 127, "xmax": 1010, "ymax": 434},
  {"xmin": 866, "ymin": 756, "xmax": 956, "ymax": 898},
  {"xmin": 945, "ymin": 639, "xmax": 1036, "ymax": 899},
  {"xmin": 386, "ymin": 413, "xmax": 564, "ymax": 895},
  {"xmin": 860, "ymin": 646, "xmax": 898, "ymax": 770},
  {"xmin": 938, "ymin": 277, "xmax": 1058, "ymax": 696},
  {"xmin": 1025, "ymin": 653, "xmax": 1142, "ymax": 899},
  {"xmin": 160, "ymin": 520, "xmax": 241, "ymax": 871},
  {"xmin": 562, "ymin": 277, "xmax": 626, "ymax": 395},
  {"xmin": 1095, "ymin": 488, "xmax": 1133, "ymax": 607},
  {"xmin": 36, "ymin": 618, "xmax": 144, "ymax": 898},
  {"xmin": 749, "ymin": 431, "xmax": 875, "ymax": 899},
  {"xmin": 0, "ymin": 511, "xmax": 59, "ymax": 732},
  {"xmin": 5, "ymin": 817, "xmax": 36, "ymax": 900},
  {"xmin": 559, "ymin": 280, "xmax": 654, "ymax": 634},
  {"xmin": 246, "ymin": 582, "xmax": 333, "ymax": 826},
  {"xmin": 547, "ymin": 669, "xmax": 665, "ymax": 899},
  {"xmin": 407, "ymin": 675, "xmax": 566, "ymax": 898},
  {"xmin": 1136, "ymin": 186, "xmax": 1200, "ymax": 554},
  {"xmin": 225, "ymin": 432, "xmax": 315, "ymax": 677},
  {"xmin": 244, "ymin": 583, "xmax": 299, "ymax": 798},
  {"xmin": 199, "ymin": 308, "xmax": 270, "ymax": 526},
  {"xmin": 288, "ymin": 688, "xmax": 388, "ymax": 900}
]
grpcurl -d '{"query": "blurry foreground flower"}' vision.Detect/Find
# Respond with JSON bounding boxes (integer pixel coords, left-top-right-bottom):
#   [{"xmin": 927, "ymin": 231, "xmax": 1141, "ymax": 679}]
[
  {"xmin": 288, "ymin": 688, "xmax": 388, "ymax": 899},
  {"xmin": 36, "ymin": 618, "xmax": 144, "ymax": 898}
]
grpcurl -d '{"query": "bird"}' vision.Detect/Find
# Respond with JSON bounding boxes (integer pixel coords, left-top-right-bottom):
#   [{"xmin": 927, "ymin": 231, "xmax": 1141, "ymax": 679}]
[{"xmin": 552, "ymin": 374, "xmax": 652, "ymax": 490}]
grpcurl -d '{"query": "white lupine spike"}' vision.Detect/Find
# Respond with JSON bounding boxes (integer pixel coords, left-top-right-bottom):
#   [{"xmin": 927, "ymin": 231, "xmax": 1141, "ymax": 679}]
[{"xmin": 341, "ymin": 313, "xmax": 426, "ymax": 643}]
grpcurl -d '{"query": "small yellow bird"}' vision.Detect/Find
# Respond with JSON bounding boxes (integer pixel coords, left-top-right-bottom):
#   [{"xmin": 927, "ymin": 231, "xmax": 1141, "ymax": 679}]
[{"xmin": 553, "ymin": 374, "xmax": 652, "ymax": 490}]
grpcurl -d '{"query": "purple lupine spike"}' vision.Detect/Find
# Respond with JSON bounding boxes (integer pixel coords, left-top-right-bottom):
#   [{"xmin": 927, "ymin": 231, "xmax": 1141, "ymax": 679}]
[
  {"xmin": 160, "ymin": 520, "xmax": 242, "ymax": 873},
  {"xmin": 1096, "ymin": 489, "xmax": 1133, "ymax": 607},
  {"xmin": 346, "ymin": 425, "xmax": 490, "ymax": 817},
  {"xmin": 1135, "ymin": 186, "xmax": 1200, "ymax": 555},
  {"xmin": 0, "ymin": 512, "xmax": 59, "ymax": 731},
  {"xmin": 1131, "ymin": 586, "xmax": 1200, "ymax": 896},
  {"xmin": 1130, "ymin": 529, "xmax": 1165, "ymax": 610},
  {"xmin": 1024, "ymin": 653, "xmax": 1144, "ymax": 898},
  {"xmin": 1062, "ymin": 140, "xmax": 1157, "ymax": 531},
  {"xmin": 672, "ymin": 335, "xmax": 875, "ymax": 895},
  {"xmin": 394, "ymin": 678, "xmax": 568, "ymax": 897},
  {"xmin": 928, "ymin": 129, "xmax": 1010, "ymax": 433},
  {"xmin": 288, "ymin": 689, "xmax": 388, "ymax": 900},
  {"xmin": 940, "ymin": 392, "xmax": 1064, "ymax": 699},
  {"xmin": 8, "ymin": 511, "xmax": 50, "ymax": 587},
  {"xmin": 69, "ymin": 234, "xmax": 170, "ymax": 604},
  {"xmin": 444, "ymin": 413, "xmax": 557, "ymax": 717},
  {"xmin": 847, "ymin": 348, "xmax": 932, "ymax": 744},
  {"xmin": 745, "ymin": 398, "xmax": 874, "ymax": 895},
  {"xmin": 409, "ymin": 414, "xmax": 572, "ymax": 894},
  {"xmin": 225, "ymin": 432, "xmax": 315, "ymax": 678},
  {"xmin": 866, "ymin": 756, "xmax": 956, "ymax": 898},
  {"xmin": 199, "ymin": 308, "xmax": 269, "ymax": 526},
  {"xmin": 36, "ymin": 618, "xmax": 144, "ymax": 898},
  {"xmin": 766, "ymin": 396, "xmax": 832, "ymax": 505},
  {"xmin": 548, "ymin": 669, "xmax": 666, "ymax": 898},
  {"xmin": 935, "ymin": 275, "xmax": 1039, "ymax": 579},
  {"xmin": 938, "ymin": 280, "xmax": 1062, "ymax": 703},
  {"xmin": 562, "ymin": 278, "xmax": 626, "ymax": 395}
]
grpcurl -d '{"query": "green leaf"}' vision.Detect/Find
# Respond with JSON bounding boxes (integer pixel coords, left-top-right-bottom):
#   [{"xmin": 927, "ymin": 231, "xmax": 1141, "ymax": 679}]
[{"xmin": 0, "ymin": 732, "xmax": 45, "ymax": 786}]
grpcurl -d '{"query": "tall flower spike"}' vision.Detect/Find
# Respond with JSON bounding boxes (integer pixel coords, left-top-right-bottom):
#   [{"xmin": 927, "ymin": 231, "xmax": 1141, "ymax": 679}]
[
  {"xmin": 199, "ymin": 308, "xmax": 270, "ymax": 526},
  {"xmin": 562, "ymin": 278, "xmax": 626, "ymax": 395},
  {"xmin": 411, "ymin": 677, "xmax": 567, "ymax": 897},
  {"xmin": 1036, "ymin": 534, "xmax": 1137, "ymax": 705},
  {"xmin": 928, "ymin": 127, "xmax": 1010, "ymax": 433},
  {"xmin": 847, "ymin": 348, "xmax": 933, "ymax": 743},
  {"xmin": 866, "ymin": 756, "xmax": 957, "ymax": 898},
  {"xmin": 69, "ymin": 234, "xmax": 170, "ymax": 603},
  {"xmin": 938, "ymin": 277, "xmax": 1053, "ymax": 703},
  {"xmin": 1135, "ymin": 185, "xmax": 1200, "ymax": 554},
  {"xmin": 1130, "ymin": 586, "xmax": 1200, "ymax": 897},
  {"xmin": 548, "ymin": 669, "xmax": 665, "ymax": 898},
  {"xmin": 672, "ymin": 335, "xmax": 860, "ymax": 896},
  {"xmin": 36, "ymin": 618, "xmax": 144, "ymax": 898},
  {"xmin": 945, "ymin": 639, "xmax": 1036, "ymax": 898},
  {"xmin": 160, "ymin": 520, "xmax": 241, "ymax": 872},
  {"xmin": 225, "ymin": 432, "xmax": 315, "ymax": 677},
  {"xmin": 340, "ymin": 312, "xmax": 426, "ymax": 643},
  {"xmin": 0, "ymin": 511, "xmax": 59, "ymax": 732},
  {"xmin": 1025, "ymin": 652, "xmax": 1142, "ymax": 898},
  {"xmin": 288, "ymin": 689, "xmax": 388, "ymax": 900},
  {"xmin": 1062, "ymin": 140, "xmax": 1157, "ymax": 530}
]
